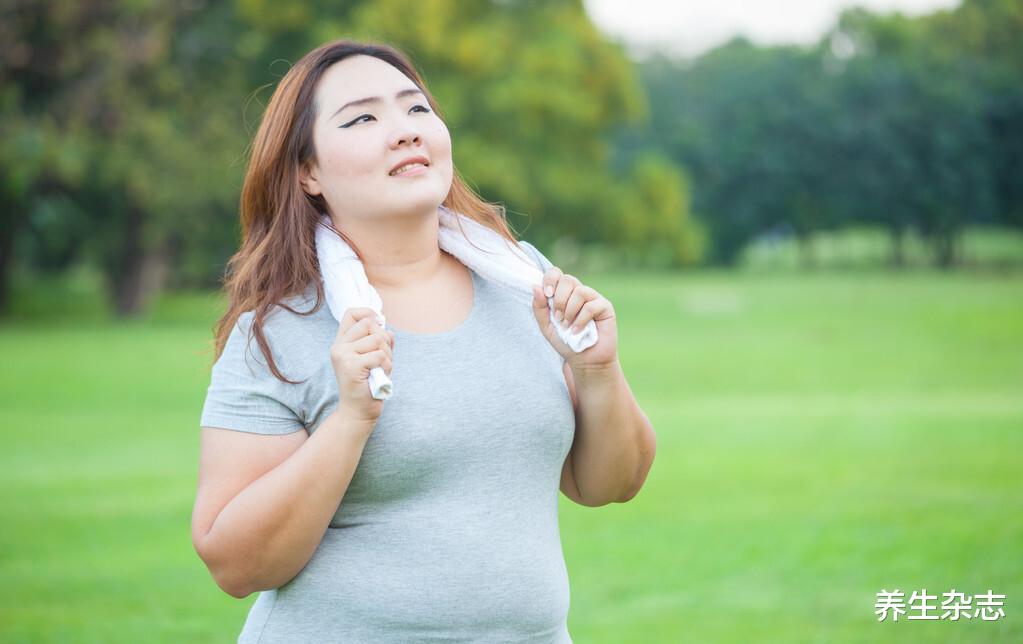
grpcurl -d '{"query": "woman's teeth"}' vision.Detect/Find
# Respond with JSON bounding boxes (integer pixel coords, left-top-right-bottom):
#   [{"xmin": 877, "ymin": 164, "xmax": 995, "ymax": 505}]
[{"xmin": 391, "ymin": 163, "xmax": 425, "ymax": 176}]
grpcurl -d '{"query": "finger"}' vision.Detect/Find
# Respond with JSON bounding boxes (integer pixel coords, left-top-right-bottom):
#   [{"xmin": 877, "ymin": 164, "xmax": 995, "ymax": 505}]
[
  {"xmin": 531, "ymin": 283, "xmax": 549, "ymax": 311},
  {"xmin": 336, "ymin": 316, "xmax": 367, "ymax": 344},
  {"xmin": 542, "ymin": 267, "xmax": 563, "ymax": 303},
  {"xmin": 347, "ymin": 333, "xmax": 373, "ymax": 354},
  {"xmin": 575, "ymin": 298, "xmax": 614, "ymax": 332},
  {"xmin": 350, "ymin": 330, "xmax": 391, "ymax": 355},
  {"xmin": 531, "ymin": 283, "xmax": 553, "ymax": 334},
  {"xmin": 341, "ymin": 316, "xmax": 374, "ymax": 342},
  {"xmin": 340, "ymin": 307, "xmax": 371, "ymax": 331},
  {"xmin": 353, "ymin": 349, "xmax": 388, "ymax": 374},
  {"xmin": 358, "ymin": 314, "xmax": 388, "ymax": 340},
  {"xmin": 563, "ymin": 285, "xmax": 596, "ymax": 328},
  {"xmin": 569, "ymin": 299, "xmax": 599, "ymax": 333},
  {"xmin": 552, "ymin": 273, "xmax": 579, "ymax": 322},
  {"xmin": 340, "ymin": 307, "xmax": 380, "ymax": 333}
]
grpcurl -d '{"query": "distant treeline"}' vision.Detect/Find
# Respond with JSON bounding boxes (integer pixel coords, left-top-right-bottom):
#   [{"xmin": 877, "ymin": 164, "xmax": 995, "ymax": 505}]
[
  {"xmin": 1, "ymin": 0, "xmax": 1019, "ymax": 318},
  {"xmin": 618, "ymin": 0, "xmax": 1022, "ymax": 268}
]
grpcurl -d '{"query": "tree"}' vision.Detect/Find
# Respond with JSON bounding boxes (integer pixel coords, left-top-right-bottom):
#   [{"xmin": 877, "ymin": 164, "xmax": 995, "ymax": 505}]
[
  {"xmin": 627, "ymin": 40, "xmax": 842, "ymax": 266},
  {"xmin": 0, "ymin": 0, "xmax": 254, "ymax": 315},
  {"xmin": 826, "ymin": 7, "xmax": 997, "ymax": 268}
]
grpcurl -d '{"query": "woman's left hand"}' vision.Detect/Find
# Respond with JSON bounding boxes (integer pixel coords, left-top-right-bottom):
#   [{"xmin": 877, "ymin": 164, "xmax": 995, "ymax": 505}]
[{"xmin": 531, "ymin": 267, "xmax": 619, "ymax": 371}]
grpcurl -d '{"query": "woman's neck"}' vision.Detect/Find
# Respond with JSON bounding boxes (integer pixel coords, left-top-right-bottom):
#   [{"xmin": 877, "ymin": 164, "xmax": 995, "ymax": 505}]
[{"xmin": 331, "ymin": 205, "xmax": 447, "ymax": 290}]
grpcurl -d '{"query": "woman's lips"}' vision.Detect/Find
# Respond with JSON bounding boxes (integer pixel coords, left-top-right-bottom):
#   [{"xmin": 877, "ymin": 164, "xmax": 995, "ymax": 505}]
[{"xmin": 389, "ymin": 163, "xmax": 429, "ymax": 177}]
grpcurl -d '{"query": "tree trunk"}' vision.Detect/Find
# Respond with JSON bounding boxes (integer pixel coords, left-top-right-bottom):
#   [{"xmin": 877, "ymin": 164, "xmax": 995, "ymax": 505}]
[
  {"xmin": 933, "ymin": 230, "xmax": 959, "ymax": 270},
  {"xmin": 797, "ymin": 232, "xmax": 816, "ymax": 269},
  {"xmin": 107, "ymin": 205, "xmax": 169, "ymax": 317},
  {"xmin": 888, "ymin": 226, "xmax": 906, "ymax": 269},
  {"xmin": 0, "ymin": 217, "xmax": 15, "ymax": 317},
  {"xmin": 0, "ymin": 189, "xmax": 27, "ymax": 318},
  {"xmin": 113, "ymin": 246, "xmax": 170, "ymax": 316}
]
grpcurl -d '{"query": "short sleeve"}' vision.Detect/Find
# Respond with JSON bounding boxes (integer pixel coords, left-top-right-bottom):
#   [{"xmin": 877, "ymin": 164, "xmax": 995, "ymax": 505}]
[
  {"xmin": 199, "ymin": 312, "xmax": 306, "ymax": 435},
  {"xmin": 517, "ymin": 240, "xmax": 555, "ymax": 273}
]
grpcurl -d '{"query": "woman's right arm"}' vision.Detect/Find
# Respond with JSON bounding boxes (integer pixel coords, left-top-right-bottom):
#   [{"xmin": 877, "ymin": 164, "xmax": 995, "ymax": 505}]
[
  {"xmin": 191, "ymin": 307, "xmax": 393, "ymax": 598},
  {"xmin": 191, "ymin": 411, "xmax": 375, "ymax": 598}
]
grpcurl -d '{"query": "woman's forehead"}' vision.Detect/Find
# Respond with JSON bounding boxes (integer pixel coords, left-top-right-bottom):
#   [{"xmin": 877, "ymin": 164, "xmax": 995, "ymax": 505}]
[{"xmin": 317, "ymin": 55, "xmax": 413, "ymax": 106}]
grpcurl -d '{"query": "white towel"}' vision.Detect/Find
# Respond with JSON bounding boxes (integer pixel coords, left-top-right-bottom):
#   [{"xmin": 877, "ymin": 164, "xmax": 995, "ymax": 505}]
[{"xmin": 314, "ymin": 205, "xmax": 599, "ymax": 400}]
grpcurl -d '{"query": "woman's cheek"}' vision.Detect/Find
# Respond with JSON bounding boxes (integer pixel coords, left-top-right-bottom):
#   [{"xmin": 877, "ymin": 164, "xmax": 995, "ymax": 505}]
[
  {"xmin": 426, "ymin": 118, "xmax": 451, "ymax": 144},
  {"xmin": 428, "ymin": 123, "xmax": 453, "ymax": 171}
]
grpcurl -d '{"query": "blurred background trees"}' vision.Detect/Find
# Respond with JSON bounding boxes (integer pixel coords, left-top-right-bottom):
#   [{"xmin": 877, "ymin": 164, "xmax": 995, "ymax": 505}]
[
  {"xmin": 619, "ymin": 0, "xmax": 1022, "ymax": 268},
  {"xmin": 1, "ymin": 0, "xmax": 1020, "ymax": 317}
]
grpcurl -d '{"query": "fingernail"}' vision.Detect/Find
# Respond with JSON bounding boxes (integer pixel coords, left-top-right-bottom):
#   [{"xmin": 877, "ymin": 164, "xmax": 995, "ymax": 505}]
[
  {"xmin": 554, "ymin": 310, "xmax": 562, "ymax": 321},
  {"xmin": 544, "ymin": 285, "xmax": 554, "ymax": 297}
]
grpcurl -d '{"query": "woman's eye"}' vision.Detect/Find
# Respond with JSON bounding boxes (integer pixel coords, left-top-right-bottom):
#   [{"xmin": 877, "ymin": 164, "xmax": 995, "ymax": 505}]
[
  {"xmin": 340, "ymin": 114, "xmax": 373, "ymax": 128},
  {"xmin": 342, "ymin": 105, "xmax": 430, "ymax": 128}
]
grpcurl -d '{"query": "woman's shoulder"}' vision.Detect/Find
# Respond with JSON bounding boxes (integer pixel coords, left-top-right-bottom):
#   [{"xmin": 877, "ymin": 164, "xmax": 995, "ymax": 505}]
[
  {"xmin": 235, "ymin": 284, "xmax": 327, "ymax": 327},
  {"xmin": 515, "ymin": 239, "xmax": 555, "ymax": 272},
  {"xmin": 228, "ymin": 285, "xmax": 334, "ymax": 362},
  {"xmin": 204, "ymin": 289, "xmax": 326, "ymax": 434}
]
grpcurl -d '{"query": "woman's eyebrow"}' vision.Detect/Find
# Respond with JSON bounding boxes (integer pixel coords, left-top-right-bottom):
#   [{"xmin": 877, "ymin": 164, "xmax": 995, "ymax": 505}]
[{"xmin": 329, "ymin": 88, "xmax": 425, "ymax": 121}]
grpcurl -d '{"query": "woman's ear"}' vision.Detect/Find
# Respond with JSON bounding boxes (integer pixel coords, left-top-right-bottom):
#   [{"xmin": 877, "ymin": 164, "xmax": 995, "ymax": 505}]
[{"xmin": 299, "ymin": 163, "xmax": 322, "ymax": 197}]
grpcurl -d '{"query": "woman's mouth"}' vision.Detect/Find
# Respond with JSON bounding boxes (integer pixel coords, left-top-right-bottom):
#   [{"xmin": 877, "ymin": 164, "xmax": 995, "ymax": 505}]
[{"xmin": 389, "ymin": 162, "xmax": 428, "ymax": 177}]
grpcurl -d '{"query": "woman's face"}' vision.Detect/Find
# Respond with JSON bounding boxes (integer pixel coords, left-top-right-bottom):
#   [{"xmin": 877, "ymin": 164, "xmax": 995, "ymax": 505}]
[{"xmin": 301, "ymin": 55, "xmax": 453, "ymax": 223}]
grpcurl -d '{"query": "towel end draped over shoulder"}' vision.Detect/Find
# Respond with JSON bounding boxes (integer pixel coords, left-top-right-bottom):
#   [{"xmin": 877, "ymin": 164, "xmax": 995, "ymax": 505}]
[{"xmin": 314, "ymin": 206, "xmax": 599, "ymax": 399}]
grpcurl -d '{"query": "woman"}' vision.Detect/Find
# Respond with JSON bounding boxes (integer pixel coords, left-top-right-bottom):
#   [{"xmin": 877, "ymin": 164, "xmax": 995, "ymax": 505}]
[{"xmin": 191, "ymin": 39, "xmax": 656, "ymax": 643}]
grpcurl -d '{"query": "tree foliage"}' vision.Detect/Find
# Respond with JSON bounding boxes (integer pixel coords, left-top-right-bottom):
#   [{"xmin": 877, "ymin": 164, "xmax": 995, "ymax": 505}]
[
  {"xmin": 2, "ymin": 0, "xmax": 704, "ymax": 317},
  {"xmin": 3, "ymin": 0, "xmax": 1020, "ymax": 317},
  {"xmin": 621, "ymin": 1, "xmax": 1022, "ymax": 267}
]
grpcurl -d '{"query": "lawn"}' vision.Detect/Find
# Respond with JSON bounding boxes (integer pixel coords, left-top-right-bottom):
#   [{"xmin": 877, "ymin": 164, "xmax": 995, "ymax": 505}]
[{"xmin": 1, "ymin": 268, "xmax": 1020, "ymax": 642}]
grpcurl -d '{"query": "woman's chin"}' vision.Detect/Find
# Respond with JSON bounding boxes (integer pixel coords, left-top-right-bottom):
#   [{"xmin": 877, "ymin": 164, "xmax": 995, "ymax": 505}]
[
  {"xmin": 399, "ymin": 187, "xmax": 449, "ymax": 210},
  {"xmin": 382, "ymin": 198, "xmax": 446, "ymax": 218}
]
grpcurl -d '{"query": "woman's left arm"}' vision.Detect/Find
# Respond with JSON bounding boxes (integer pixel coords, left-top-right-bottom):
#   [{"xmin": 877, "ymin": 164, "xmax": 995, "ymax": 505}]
[
  {"xmin": 562, "ymin": 360, "xmax": 656, "ymax": 506},
  {"xmin": 531, "ymin": 268, "xmax": 657, "ymax": 507}
]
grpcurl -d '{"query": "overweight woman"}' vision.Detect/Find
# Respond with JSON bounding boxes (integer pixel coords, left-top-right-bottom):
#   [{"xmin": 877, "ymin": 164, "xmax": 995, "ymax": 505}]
[{"xmin": 190, "ymin": 38, "xmax": 656, "ymax": 643}]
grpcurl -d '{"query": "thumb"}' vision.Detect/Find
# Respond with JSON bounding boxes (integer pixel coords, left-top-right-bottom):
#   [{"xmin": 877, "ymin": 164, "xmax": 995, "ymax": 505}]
[{"xmin": 531, "ymin": 284, "xmax": 551, "ymax": 332}]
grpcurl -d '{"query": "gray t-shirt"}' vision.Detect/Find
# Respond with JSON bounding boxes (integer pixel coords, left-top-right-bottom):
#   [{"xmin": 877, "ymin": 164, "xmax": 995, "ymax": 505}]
[{"xmin": 200, "ymin": 241, "xmax": 575, "ymax": 643}]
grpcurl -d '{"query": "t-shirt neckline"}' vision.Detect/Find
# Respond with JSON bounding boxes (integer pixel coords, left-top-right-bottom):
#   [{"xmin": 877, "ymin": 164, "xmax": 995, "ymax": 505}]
[{"xmin": 385, "ymin": 268, "xmax": 481, "ymax": 340}]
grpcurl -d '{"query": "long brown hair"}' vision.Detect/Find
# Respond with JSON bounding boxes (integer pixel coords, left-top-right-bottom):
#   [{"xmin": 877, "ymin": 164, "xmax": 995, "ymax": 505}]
[{"xmin": 213, "ymin": 39, "xmax": 521, "ymax": 383}]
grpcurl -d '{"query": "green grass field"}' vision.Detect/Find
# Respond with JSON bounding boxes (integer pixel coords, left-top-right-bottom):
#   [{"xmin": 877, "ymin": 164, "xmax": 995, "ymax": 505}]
[{"xmin": 1, "ymin": 269, "xmax": 1020, "ymax": 642}]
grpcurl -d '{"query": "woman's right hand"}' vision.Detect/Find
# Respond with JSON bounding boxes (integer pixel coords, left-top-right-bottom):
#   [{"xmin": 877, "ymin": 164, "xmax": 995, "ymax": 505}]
[{"xmin": 330, "ymin": 307, "xmax": 394, "ymax": 426}]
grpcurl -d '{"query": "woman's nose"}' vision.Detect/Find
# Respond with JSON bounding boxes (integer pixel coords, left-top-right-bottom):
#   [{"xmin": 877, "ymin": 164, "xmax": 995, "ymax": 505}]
[{"xmin": 390, "ymin": 118, "xmax": 422, "ymax": 148}]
